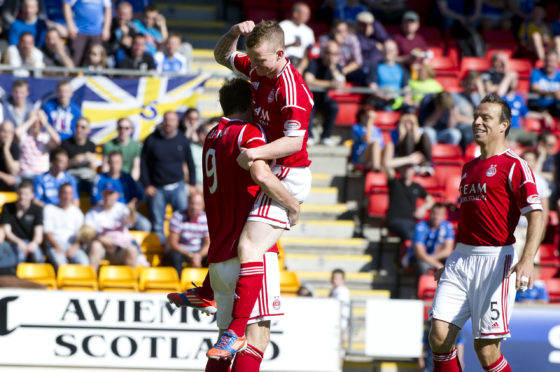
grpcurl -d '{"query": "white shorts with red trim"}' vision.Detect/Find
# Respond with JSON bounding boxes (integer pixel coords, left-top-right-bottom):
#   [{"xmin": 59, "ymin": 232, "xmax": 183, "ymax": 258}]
[
  {"xmin": 431, "ymin": 243, "xmax": 517, "ymax": 339},
  {"xmin": 209, "ymin": 252, "xmax": 283, "ymax": 330},
  {"xmin": 247, "ymin": 165, "xmax": 311, "ymax": 229}
]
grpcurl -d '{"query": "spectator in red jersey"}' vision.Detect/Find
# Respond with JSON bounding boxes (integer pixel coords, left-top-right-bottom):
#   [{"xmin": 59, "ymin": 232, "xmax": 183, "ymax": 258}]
[
  {"xmin": 429, "ymin": 94, "xmax": 544, "ymax": 372},
  {"xmin": 164, "ymin": 192, "xmax": 209, "ymax": 276},
  {"xmin": 393, "ymin": 11, "xmax": 429, "ymax": 67}
]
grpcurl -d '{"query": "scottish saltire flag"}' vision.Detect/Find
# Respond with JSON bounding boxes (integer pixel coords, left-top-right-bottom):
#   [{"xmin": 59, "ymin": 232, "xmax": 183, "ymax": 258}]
[{"xmin": 0, "ymin": 73, "xmax": 210, "ymax": 143}]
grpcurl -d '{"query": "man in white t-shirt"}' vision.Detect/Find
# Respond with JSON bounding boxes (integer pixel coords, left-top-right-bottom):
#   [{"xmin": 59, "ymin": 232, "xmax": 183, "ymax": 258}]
[
  {"xmin": 279, "ymin": 2, "xmax": 315, "ymax": 69},
  {"xmin": 153, "ymin": 33, "xmax": 188, "ymax": 74},
  {"xmin": 6, "ymin": 32, "xmax": 45, "ymax": 77},
  {"xmin": 85, "ymin": 181, "xmax": 138, "ymax": 270},
  {"xmin": 44, "ymin": 183, "xmax": 87, "ymax": 270}
]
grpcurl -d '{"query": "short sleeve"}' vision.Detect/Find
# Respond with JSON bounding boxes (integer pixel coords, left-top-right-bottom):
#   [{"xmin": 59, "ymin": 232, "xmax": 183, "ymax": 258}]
[
  {"xmin": 509, "ymin": 159, "xmax": 543, "ymax": 214},
  {"xmin": 413, "ymin": 222, "xmax": 427, "ymax": 245},
  {"xmin": 33, "ymin": 205, "xmax": 43, "ymax": 226},
  {"xmin": 43, "ymin": 205, "xmax": 54, "ymax": 233},
  {"xmin": 530, "ymin": 69, "xmax": 540, "ymax": 85},
  {"xmin": 238, "ymin": 124, "xmax": 266, "ymax": 150},
  {"xmin": 169, "ymin": 211, "xmax": 182, "ymax": 233},
  {"xmin": 417, "ymin": 184, "xmax": 428, "ymax": 200},
  {"xmin": 277, "ymin": 74, "xmax": 314, "ymax": 137},
  {"xmin": 230, "ymin": 52, "xmax": 251, "ymax": 79}
]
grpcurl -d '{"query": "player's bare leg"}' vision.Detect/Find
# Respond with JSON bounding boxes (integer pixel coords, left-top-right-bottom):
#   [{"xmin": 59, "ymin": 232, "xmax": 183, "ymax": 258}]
[
  {"xmin": 207, "ymin": 221, "xmax": 284, "ymax": 359},
  {"xmin": 474, "ymin": 339, "xmax": 511, "ymax": 371},
  {"xmin": 231, "ymin": 320, "xmax": 270, "ymax": 372},
  {"xmin": 429, "ymin": 319, "xmax": 462, "ymax": 371}
]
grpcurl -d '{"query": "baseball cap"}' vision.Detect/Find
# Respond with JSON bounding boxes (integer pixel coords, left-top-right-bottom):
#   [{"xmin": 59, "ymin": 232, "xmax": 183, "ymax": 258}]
[
  {"xmin": 101, "ymin": 181, "xmax": 119, "ymax": 193},
  {"xmin": 356, "ymin": 11, "xmax": 374, "ymax": 24},
  {"xmin": 403, "ymin": 11, "xmax": 419, "ymax": 22}
]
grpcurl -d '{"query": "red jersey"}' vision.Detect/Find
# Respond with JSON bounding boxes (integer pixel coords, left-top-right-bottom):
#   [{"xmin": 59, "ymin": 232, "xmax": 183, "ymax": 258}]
[
  {"xmin": 230, "ymin": 51, "xmax": 313, "ymax": 167},
  {"xmin": 456, "ymin": 149, "xmax": 542, "ymax": 246},
  {"xmin": 203, "ymin": 117, "xmax": 278, "ymax": 263}
]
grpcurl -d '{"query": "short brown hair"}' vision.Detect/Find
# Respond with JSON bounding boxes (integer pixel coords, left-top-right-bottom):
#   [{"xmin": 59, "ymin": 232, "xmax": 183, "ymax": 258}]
[
  {"xmin": 480, "ymin": 93, "xmax": 512, "ymax": 135},
  {"xmin": 434, "ymin": 92, "xmax": 454, "ymax": 109},
  {"xmin": 219, "ymin": 78, "xmax": 252, "ymax": 116},
  {"xmin": 246, "ymin": 20, "xmax": 284, "ymax": 50},
  {"xmin": 12, "ymin": 79, "xmax": 28, "ymax": 89}
]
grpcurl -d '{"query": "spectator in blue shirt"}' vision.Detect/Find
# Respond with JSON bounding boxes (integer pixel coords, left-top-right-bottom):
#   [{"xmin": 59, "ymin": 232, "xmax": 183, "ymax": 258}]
[
  {"xmin": 41, "ymin": 80, "xmax": 82, "ymax": 141},
  {"xmin": 9, "ymin": 0, "xmax": 47, "ymax": 47},
  {"xmin": 333, "ymin": 0, "xmax": 368, "ymax": 25},
  {"xmin": 529, "ymin": 49, "xmax": 560, "ymax": 116},
  {"xmin": 368, "ymin": 39, "xmax": 411, "ymax": 111},
  {"xmin": 34, "ymin": 147, "xmax": 79, "ymax": 206},
  {"xmin": 351, "ymin": 107, "xmax": 384, "ymax": 170},
  {"xmin": 63, "ymin": 0, "xmax": 112, "ymax": 66},
  {"xmin": 154, "ymin": 33, "xmax": 188, "ymax": 74},
  {"xmin": 406, "ymin": 203, "xmax": 454, "ymax": 274},
  {"xmin": 515, "ymin": 270, "xmax": 549, "ymax": 303},
  {"xmin": 131, "ymin": 5, "xmax": 168, "ymax": 55},
  {"xmin": 91, "ymin": 151, "xmax": 151, "ymax": 232}
]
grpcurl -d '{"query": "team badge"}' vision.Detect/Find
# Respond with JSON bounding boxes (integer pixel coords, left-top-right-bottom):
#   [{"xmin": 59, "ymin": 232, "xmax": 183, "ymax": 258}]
[
  {"xmin": 273, "ymin": 296, "xmax": 281, "ymax": 310},
  {"xmin": 267, "ymin": 90, "xmax": 275, "ymax": 103},
  {"xmin": 486, "ymin": 165, "xmax": 497, "ymax": 177}
]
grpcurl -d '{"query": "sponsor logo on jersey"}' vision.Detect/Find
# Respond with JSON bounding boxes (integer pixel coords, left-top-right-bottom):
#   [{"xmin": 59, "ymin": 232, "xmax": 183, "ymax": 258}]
[
  {"xmin": 267, "ymin": 90, "xmax": 275, "ymax": 103},
  {"xmin": 527, "ymin": 194, "xmax": 541, "ymax": 203},
  {"xmin": 273, "ymin": 296, "xmax": 281, "ymax": 310},
  {"xmin": 491, "ymin": 322, "xmax": 500, "ymax": 329},
  {"xmin": 284, "ymin": 120, "xmax": 301, "ymax": 131},
  {"xmin": 254, "ymin": 107, "xmax": 270, "ymax": 124},
  {"xmin": 486, "ymin": 165, "xmax": 497, "ymax": 177},
  {"xmin": 460, "ymin": 183, "xmax": 487, "ymax": 202}
]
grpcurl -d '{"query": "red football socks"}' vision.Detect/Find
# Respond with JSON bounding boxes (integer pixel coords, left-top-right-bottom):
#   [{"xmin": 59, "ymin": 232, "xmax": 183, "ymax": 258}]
[
  {"xmin": 205, "ymin": 358, "xmax": 231, "ymax": 372},
  {"xmin": 433, "ymin": 348, "xmax": 462, "ymax": 372},
  {"xmin": 228, "ymin": 262, "xmax": 264, "ymax": 337},
  {"xmin": 483, "ymin": 354, "xmax": 512, "ymax": 372},
  {"xmin": 231, "ymin": 344, "xmax": 263, "ymax": 372},
  {"xmin": 198, "ymin": 272, "xmax": 214, "ymax": 301}
]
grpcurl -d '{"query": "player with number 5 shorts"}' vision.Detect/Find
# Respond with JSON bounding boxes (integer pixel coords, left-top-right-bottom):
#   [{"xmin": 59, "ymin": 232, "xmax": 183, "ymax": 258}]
[{"xmin": 428, "ymin": 94, "xmax": 544, "ymax": 372}]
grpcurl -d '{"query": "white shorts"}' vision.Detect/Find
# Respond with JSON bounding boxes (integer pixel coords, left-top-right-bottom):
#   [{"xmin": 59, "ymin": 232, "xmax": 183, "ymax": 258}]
[
  {"xmin": 209, "ymin": 252, "xmax": 283, "ymax": 330},
  {"xmin": 247, "ymin": 165, "xmax": 311, "ymax": 229},
  {"xmin": 431, "ymin": 243, "xmax": 517, "ymax": 339}
]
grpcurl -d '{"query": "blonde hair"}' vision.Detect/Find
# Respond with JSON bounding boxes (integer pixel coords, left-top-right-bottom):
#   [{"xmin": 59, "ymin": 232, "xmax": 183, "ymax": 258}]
[
  {"xmin": 398, "ymin": 113, "xmax": 419, "ymax": 141},
  {"xmin": 246, "ymin": 20, "xmax": 285, "ymax": 51}
]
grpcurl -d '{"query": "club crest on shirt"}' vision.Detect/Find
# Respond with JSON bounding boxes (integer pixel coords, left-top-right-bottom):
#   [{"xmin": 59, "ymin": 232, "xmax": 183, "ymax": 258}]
[
  {"xmin": 267, "ymin": 90, "xmax": 275, "ymax": 103},
  {"xmin": 486, "ymin": 165, "xmax": 497, "ymax": 177},
  {"xmin": 273, "ymin": 296, "xmax": 281, "ymax": 310}
]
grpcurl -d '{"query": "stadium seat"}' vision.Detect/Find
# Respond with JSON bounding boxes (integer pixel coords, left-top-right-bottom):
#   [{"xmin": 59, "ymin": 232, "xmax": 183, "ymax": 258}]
[
  {"xmin": 367, "ymin": 192, "xmax": 389, "ymax": 219},
  {"xmin": 16, "ymin": 263, "xmax": 57, "ymax": 289},
  {"xmin": 544, "ymin": 278, "xmax": 560, "ymax": 303},
  {"xmin": 523, "ymin": 117, "xmax": 542, "ymax": 133},
  {"xmin": 428, "ymin": 46, "xmax": 444, "ymax": 58},
  {"xmin": 431, "ymin": 144, "xmax": 463, "ymax": 164},
  {"xmin": 444, "ymin": 173, "xmax": 462, "ymax": 205},
  {"xmin": 485, "ymin": 48, "xmax": 515, "ymax": 61},
  {"xmin": 0, "ymin": 192, "xmax": 18, "ymax": 212},
  {"xmin": 417, "ymin": 27, "xmax": 443, "ymax": 46},
  {"xmin": 334, "ymin": 101, "xmax": 360, "ymax": 126},
  {"xmin": 481, "ymin": 29, "xmax": 518, "ymax": 50},
  {"xmin": 464, "ymin": 143, "xmax": 480, "ymax": 162},
  {"xmin": 129, "ymin": 230, "xmax": 163, "ymax": 266},
  {"xmin": 180, "ymin": 267, "xmax": 208, "ymax": 291},
  {"xmin": 430, "ymin": 56, "xmax": 459, "ymax": 75},
  {"xmin": 539, "ymin": 244, "xmax": 559, "ymax": 263},
  {"xmin": 417, "ymin": 274, "xmax": 437, "ymax": 300},
  {"xmin": 57, "ymin": 264, "xmax": 98, "ymax": 291},
  {"xmin": 434, "ymin": 76, "xmax": 462, "ymax": 93},
  {"xmin": 139, "ymin": 267, "xmax": 180, "ymax": 292},
  {"xmin": 279, "ymin": 270, "xmax": 300, "ymax": 296},
  {"xmin": 516, "ymin": 78, "xmax": 530, "ymax": 95},
  {"xmin": 98, "ymin": 265, "xmax": 139, "ymax": 292},
  {"xmin": 364, "ymin": 171, "xmax": 388, "ymax": 193},
  {"xmin": 507, "ymin": 59, "xmax": 533, "ymax": 79},
  {"xmin": 374, "ymin": 110, "xmax": 401, "ymax": 131},
  {"xmin": 460, "ymin": 57, "xmax": 491, "ymax": 77},
  {"xmin": 412, "ymin": 175, "xmax": 444, "ymax": 201}
]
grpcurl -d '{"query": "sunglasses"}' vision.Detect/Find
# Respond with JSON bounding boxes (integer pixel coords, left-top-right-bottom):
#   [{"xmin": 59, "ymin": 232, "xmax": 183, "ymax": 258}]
[{"xmin": 118, "ymin": 126, "xmax": 131, "ymax": 130}]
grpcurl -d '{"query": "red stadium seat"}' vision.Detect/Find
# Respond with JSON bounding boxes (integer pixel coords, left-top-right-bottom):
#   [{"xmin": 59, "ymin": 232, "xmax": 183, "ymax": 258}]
[
  {"xmin": 367, "ymin": 192, "xmax": 389, "ymax": 218},
  {"xmin": 516, "ymin": 78, "xmax": 530, "ymax": 95},
  {"xmin": 412, "ymin": 175, "xmax": 445, "ymax": 201},
  {"xmin": 539, "ymin": 244, "xmax": 559, "ymax": 263},
  {"xmin": 431, "ymin": 144, "xmax": 463, "ymax": 164},
  {"xmin": 417, "ymin": 27, "xmax": 444, "ymax": 46},
  {"xmin": 434, "ymin": 76, "xmax": 462, "ymax": 92},
  {"xmin": 444, "ymin": 173, "xmax": 462, "ymax": 205},
  {"xmin": 482, "ymin": 29, "xmax": 518, "ymax": 49},
  {"xmin": 485, "ymin": 48, "xmax": 515, "ymax": 61},
  {"xmin": 334, "ymin": 101, "xmax": 360, "ymax": 126},
  {"xmin": 428, "ymin": 46, "xmax": 444, "ymax": 58},
  {"xmin": 460, "ymin": 57, "xmax": 491, "ymax": 77},
  {"xmin": 431, "ymin": 56, "xmax": 459, "ymax": 75},
  {"xmin": 464, "ymin": 143, "xmax": 480, "ymax": 162},
  {"xmin": 523, "ymin": 117, "xmax": 542, "ymax": 133},
  {"xmin": 544, "ymin": 278, "xmax": 560, "ymax": 303},
  {"xmin": 417, "ymin": 274, "xmax": 437, "ymax": 300},
  {"xmin": 374, "ymin": 110, "xmax": 401, "ymax": 131},
  {"xmin": 507, "ymin": 59, "xmax": 533, "ymax": 79},
  {"xmin": 364, "ymin": 171, "xmax": 388, "ymax": 193}
]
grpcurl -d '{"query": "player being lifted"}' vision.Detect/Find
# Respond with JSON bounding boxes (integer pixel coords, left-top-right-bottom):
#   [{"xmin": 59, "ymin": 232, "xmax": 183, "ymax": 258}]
[
  {"xmin": 168, "ymin": 20, "xmax": 314, "ymax": 360},
  {"xmin": 428, "ymin": 93, "xmax": 544, "ymax": 372}
]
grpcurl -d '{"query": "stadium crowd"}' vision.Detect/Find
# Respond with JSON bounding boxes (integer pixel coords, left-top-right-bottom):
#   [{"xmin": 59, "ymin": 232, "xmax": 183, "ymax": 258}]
[{"xmin": 0, "ymin": 0, "xmax": 558, "ymax": 307}]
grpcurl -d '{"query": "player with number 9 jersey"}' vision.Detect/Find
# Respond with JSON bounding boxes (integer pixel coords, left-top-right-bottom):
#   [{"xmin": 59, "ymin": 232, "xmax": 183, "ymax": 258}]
[{"xmin": 202, "ymin": 118, "xmax": 278, "ymax": 263}]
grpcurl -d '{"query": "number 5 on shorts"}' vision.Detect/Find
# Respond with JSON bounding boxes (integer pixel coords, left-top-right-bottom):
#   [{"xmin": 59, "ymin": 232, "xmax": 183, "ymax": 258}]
[{"xmin": 490, "ymin": 301, "xmax": 500, "ymax": 321}]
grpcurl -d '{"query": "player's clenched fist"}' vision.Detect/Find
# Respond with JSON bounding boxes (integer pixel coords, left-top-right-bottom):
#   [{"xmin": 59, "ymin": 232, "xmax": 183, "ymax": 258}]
[{"xmin": 231, "ymin": 21, "xmax": 255, "ymax": 36}]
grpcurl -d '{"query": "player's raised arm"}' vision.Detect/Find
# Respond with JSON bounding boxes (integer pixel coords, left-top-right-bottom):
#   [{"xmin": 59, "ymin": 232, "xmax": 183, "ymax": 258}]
[
  {"xmin": 249, "ymin": 159, "xmax": 300, "ymax": 226},
  {"xmin": 214, "ymin": 21, "xmax": 255, "ymax": 68}
]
